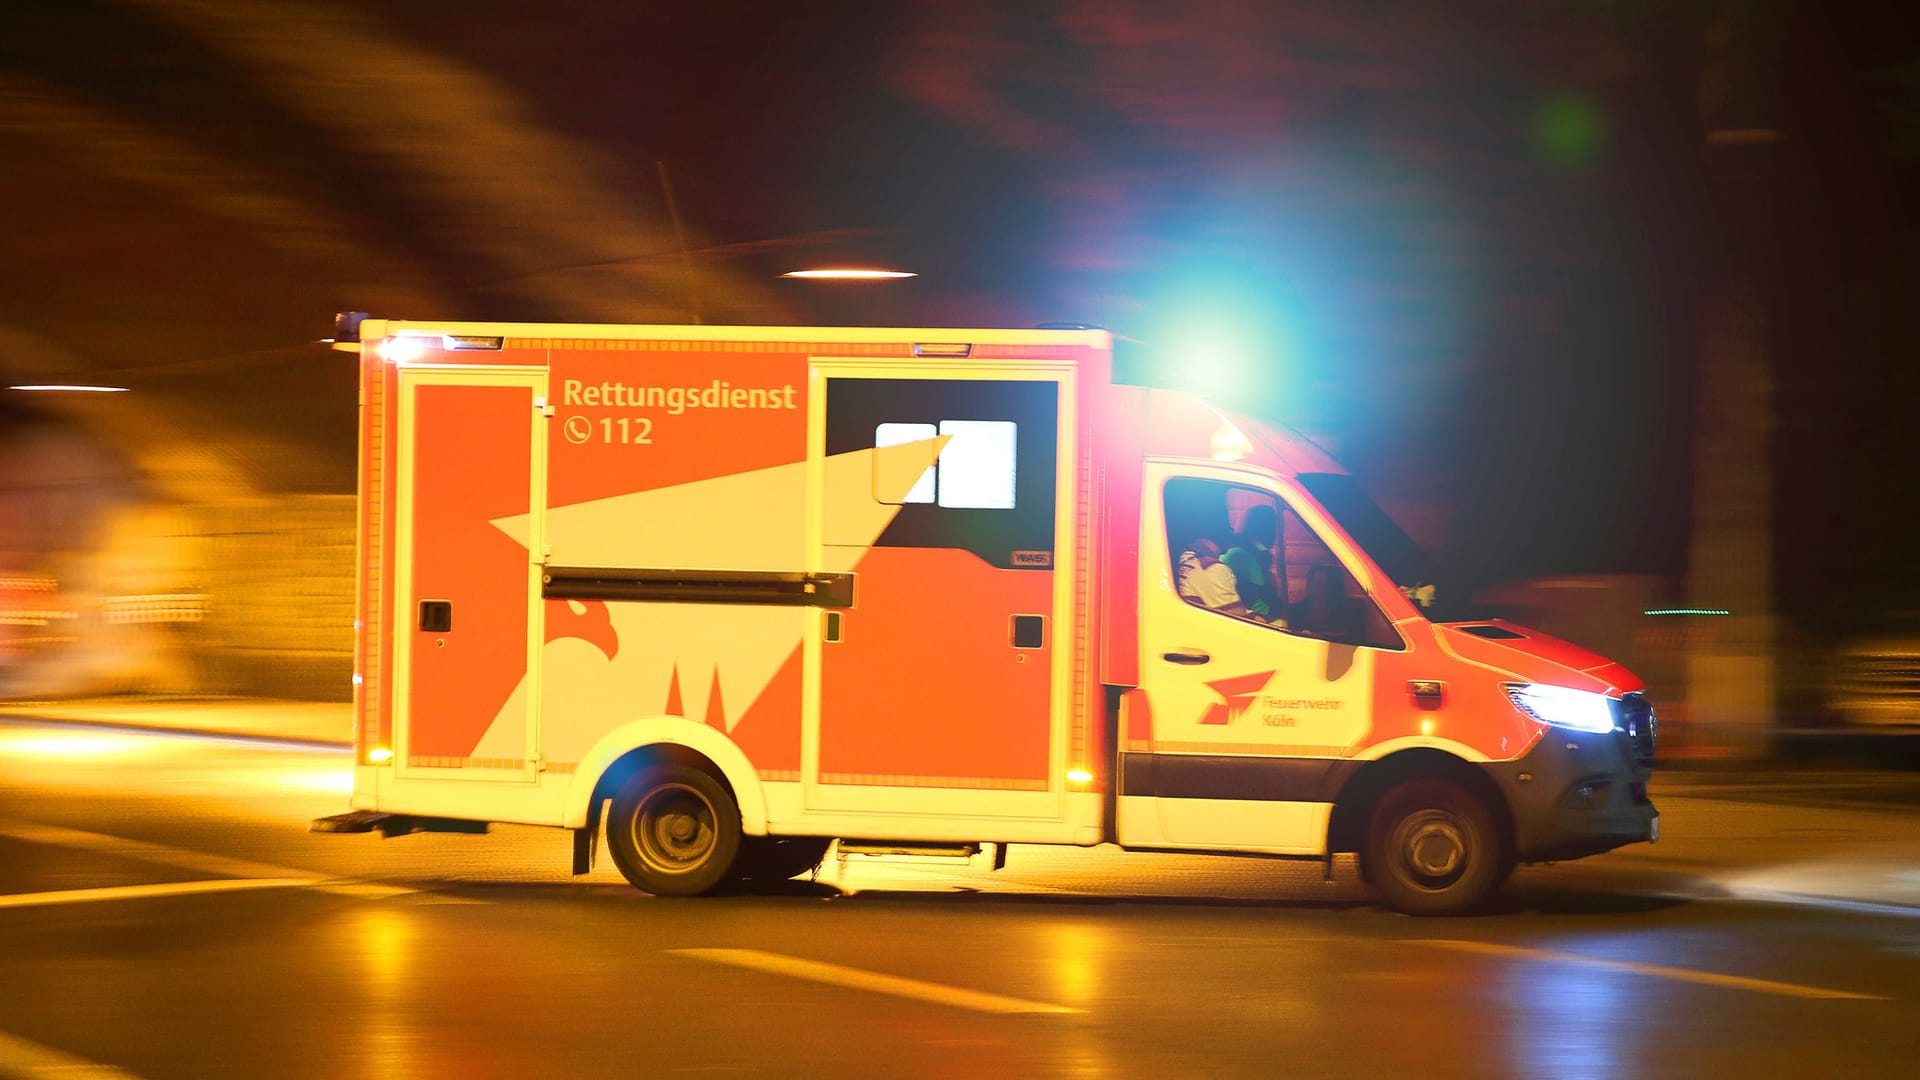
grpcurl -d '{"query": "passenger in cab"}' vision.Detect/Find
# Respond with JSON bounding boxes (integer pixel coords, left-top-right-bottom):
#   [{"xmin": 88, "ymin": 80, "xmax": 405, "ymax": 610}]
[
  {"xmin": 1176, "ymin": 536, "xmax": 1247, "ymax": 617},
  {"xmin": 1223, "ymin": 504, "xmax": 1283, "ymax": 624}
]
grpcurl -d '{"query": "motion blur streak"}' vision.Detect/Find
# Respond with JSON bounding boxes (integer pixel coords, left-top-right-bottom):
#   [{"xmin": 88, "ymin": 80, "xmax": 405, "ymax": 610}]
[
  {"xmin": 0, "ymin": 877, "xmax": 315, "ymax": 909},
  {"xmin": 1, "ymin": 732, "xmax": 146, "ymax": 758},
  {"xmin": 1508, "ymin": 954, "xmax": 1626, "ymax": 1080},
  {"xmin": 351, "ymin": 908, "xmax": 429, "ymax": 1080},
  {"xmin": 1412, "ymin": 939, "xmax": 1885, "ymax": 1001},
  {"xmin": 114, "ymin": 0, "xmax": 786, "ymax": 323},
  {"xmin": 0, "ymin": 1027, "xmax": 144, "ymax": 1080},
  {"xmin": 0, "ymin": 69, "xmax": 426, "ymax": 287},
  {"xmin": 1036, "ymin": 922, "xmax": 1107, "ymax": 1007},
  {"xmin": 274, "ymin": 768, "xmax": 354, "ymax": 795}
]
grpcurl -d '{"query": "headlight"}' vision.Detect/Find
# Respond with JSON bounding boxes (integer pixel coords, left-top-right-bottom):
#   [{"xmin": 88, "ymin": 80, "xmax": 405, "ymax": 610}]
[{"xmin": 1505, "ymin": 684, "xmax": 1617, "ymax": 734}]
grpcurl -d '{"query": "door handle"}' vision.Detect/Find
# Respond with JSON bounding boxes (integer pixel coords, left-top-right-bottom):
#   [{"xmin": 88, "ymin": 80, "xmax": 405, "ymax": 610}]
[{"xmin": 1162, "ymin": 649, "xmax": 1211, "ymax": 665}]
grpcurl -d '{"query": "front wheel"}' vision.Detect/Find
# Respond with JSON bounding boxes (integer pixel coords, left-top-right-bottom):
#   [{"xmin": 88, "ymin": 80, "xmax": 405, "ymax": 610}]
[
  {"xmin": 605, "ymin": 763, "xmax": 741, "ymax": 897},
  {"xmin": 1362, "ymin": 778, "xmax": 1510, "ymax": 916}
]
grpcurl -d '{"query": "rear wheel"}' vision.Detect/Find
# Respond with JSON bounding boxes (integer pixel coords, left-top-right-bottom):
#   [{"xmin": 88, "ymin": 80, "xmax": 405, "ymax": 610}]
[
  {"xmin": 605, "ymin": 763, "xmax": 741, "ymax": 896},
  {"xmin": 1362, "ymin": 778, "xmax": 1510, "ymax": 916}
]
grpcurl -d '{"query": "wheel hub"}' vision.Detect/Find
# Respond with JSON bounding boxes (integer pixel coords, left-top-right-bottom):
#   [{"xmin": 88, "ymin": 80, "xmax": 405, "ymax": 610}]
[
  {"xmin": 665, "ymin": 813, "xmax": 697, "ymax": 843},
  {"xmin": 636, "ymin": 786, "xmax": 715, "ymax": 871},
  {"xmin": 1399, "ymin": 811, "xmax": 1467, "ymax": 882}
]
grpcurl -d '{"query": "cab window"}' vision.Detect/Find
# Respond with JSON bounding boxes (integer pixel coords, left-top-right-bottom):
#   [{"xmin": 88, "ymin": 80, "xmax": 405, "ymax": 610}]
[{"xmin": 1164, "ymin": 477, "xmax": 1402, "ymax": 650}]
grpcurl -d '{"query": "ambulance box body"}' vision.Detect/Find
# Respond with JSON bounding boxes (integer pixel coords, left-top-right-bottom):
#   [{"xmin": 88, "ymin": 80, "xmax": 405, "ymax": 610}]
[{"xmin": 316, "ymin": 318, "xmax": 1657, "ymax": 915}]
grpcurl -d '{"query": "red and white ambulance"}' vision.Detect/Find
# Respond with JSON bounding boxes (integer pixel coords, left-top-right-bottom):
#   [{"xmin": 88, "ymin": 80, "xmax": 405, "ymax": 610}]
[{"xmin": 313, "ymin": 315, "xmax": 1657, "ymax": 914}]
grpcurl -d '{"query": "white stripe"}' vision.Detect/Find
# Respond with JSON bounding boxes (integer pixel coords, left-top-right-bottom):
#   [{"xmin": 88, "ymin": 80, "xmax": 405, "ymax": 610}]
[
  {"xmin": 669, "ymin": 948, "xmax": 1082, "ymax": 1015},
  {"xmin": 0, "ymin": 1026, "xmax": 145, "ymax": 1079},
  {"xmin": 0, "ymin": 878, "xmax": 315, "ymax": 909},
  {"xmin": 1411, "ymin": 939, "xmax": 1886, "ymax": 1001},
  {"xmin": 1726, "ymin": 888, "xmax": 1920, "ymax": 922},
  {"xmin": 0, "ymin": 818, "xmax": 415, "ymax": 900}
]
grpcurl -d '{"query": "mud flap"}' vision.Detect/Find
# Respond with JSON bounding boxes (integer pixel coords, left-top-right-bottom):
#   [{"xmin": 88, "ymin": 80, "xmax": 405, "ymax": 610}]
[{"xmin": 573, "ymin": 823, "xmax": 600, "ymax": 875}]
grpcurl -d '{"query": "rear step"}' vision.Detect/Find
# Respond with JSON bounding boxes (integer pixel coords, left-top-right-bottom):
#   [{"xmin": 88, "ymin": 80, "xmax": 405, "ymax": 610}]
[
  {"xmin": 834, "ymin": 840, "xmax": 1010, "ymax": 870},
  {"xmin": 310, "ymin": 810, "xmax": 488, "ymax": 837},
  {"xmin": 835, "ymin": 840, "xmax": 980, "ymax": 859}
]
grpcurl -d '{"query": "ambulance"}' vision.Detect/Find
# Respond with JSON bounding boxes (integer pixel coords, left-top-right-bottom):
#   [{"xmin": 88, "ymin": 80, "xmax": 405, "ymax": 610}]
[{"xmin": 312, "ymin": 314, "xmax": 1658, "ymax": 915}]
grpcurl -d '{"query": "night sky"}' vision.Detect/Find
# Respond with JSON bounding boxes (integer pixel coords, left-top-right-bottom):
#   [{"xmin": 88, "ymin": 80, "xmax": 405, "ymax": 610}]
[{"xmin": 2, "ymin": 0, "xmax": 1916, "ymax": 639}]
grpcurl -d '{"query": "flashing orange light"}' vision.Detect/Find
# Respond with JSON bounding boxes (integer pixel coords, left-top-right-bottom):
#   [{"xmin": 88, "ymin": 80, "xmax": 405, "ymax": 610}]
[
  {"xmin": 1210, "ymin": 420, "xmax": 1254, "ymax": 462},
  {"xmin": 1066, "ymin": 768, "xmax": 1094, "ymax": 784},
  {"xmin": 367, "ymin": 747, "xmax": 395, "ymax": 764}
]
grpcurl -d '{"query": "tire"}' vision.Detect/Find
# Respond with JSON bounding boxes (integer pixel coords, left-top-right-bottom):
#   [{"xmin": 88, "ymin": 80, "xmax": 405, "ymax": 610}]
[
  {"xmin": 730, "ymin": 837, "xmax": 832, "ymax": 884},
  {"xmin": 605, "ymin": 763, "xmax": 741, "ymax": 897},
  {"xmin": 1361, "ymin": 777, "xmax": 1511, "ymax": 916}
]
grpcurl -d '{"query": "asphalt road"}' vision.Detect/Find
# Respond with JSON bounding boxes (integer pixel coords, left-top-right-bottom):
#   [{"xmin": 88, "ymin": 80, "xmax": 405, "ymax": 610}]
[{"xmin": 3, "ymin": 717, "xmax": 1919, "ymax": 1079}]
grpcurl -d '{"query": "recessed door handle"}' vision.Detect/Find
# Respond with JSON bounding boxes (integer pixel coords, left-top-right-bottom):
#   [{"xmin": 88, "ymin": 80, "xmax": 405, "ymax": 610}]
[{"xmin": 1163, "ymin": 649, "xmax": 1211, "ymax": 665}]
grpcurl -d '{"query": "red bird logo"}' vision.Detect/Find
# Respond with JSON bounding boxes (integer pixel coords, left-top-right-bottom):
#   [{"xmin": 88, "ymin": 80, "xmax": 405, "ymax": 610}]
[
  {"xmin": 1198, "ymin": 671, "xmax": 1275, "ymax": 726},
  {"xmin": 546, "ymin": 598, "xmax": 618, "ymax": 660}
]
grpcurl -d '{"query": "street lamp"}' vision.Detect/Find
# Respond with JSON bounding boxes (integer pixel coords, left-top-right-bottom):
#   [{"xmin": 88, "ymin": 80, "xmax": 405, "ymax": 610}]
[{"xmin": 781, "ymin": 269, "xmax": 917, "ymax": 280}]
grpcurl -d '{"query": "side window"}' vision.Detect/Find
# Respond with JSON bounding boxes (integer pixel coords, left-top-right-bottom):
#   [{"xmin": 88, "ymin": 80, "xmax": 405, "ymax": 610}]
[
  {"xmin": 1277, "ymin": 505, "xmax": 1401, "ymax": 649},
  {"xmin": 827, "ymin": 377, "xmax": 1056, "ymax": 569},
  {"xmin": 1164, "ymin": 478, "xmax": 1277, "ymax": 624},
  {"xmin": 1163, "ymin": 477, "xmax": 1401, "ymax": 649},
  {"xmin": 873, "ymin": 420, "xmax": 1018, "ymax": 509}
]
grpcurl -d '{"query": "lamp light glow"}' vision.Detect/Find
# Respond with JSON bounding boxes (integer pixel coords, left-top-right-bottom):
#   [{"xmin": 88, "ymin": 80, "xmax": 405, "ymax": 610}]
[
  {"xmin": 782, "ymin": 268, "xmax": 917, "ymax": 280},
  {"xmin": 377, "ymin": 335, "xmax": 439, "ymax": 363}
]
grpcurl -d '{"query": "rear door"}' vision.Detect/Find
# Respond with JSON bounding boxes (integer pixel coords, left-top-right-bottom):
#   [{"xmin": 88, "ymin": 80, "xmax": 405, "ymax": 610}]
[
  {"xmin": 390, "ymin": 366, "xmax": 548, "ymax": 781},
  {"xmin": 801, "ymin": 363, "xmax": 1076, "ymax": 819}
]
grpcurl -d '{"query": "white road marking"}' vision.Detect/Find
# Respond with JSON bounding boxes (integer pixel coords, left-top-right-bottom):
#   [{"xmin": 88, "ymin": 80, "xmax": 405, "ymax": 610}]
[
  {"xmin": 0, "ymin": 1025, "xmax": 145, "ymax": 1079},
  {"xmin": 1412, "ymin": 939, "xmax": 1887, "ymax": 1001},
  {"xmin": 1728, "ymin": 888, "xmax": 1920, "ymax": 922},
  {"xmin": 668, "ymin": 948, "xmax": 1082, "ymax": 1015},
  {"xmin": 0, "ymin": 878, "xmax": 315, "ymax": 909},
  {"xmin": 0, "ymin": 818, "xmax": 417, "ymax": 901}
]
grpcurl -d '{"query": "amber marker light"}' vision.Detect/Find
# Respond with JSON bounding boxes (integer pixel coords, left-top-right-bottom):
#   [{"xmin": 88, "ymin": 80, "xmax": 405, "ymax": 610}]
[
  {"xmin": 781, "ymin": 268, "xmax": 917, "ymax": 280},
  {"xmin": 1067, "ymin": 768, "xmax": 1094, "ymax": 784},
  {"xmin": 366, "ymin": 747, "xmax": 395, "ymax": 764},
  {"xmin": 1210, "ymin": 418, "xmax": 1254, "ymax": 462}
]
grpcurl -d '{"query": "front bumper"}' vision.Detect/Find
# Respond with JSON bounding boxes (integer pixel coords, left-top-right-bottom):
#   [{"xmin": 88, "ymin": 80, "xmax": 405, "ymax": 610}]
[{"xmin": 1486, "ymin": 724, "xmax": 1658, "ymax": 863}]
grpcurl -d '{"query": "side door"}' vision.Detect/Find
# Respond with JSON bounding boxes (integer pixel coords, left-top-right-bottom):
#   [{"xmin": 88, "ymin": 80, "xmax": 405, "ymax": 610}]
[
  {"xmin": 1117, "ymin": 466, "xmax": 1401, "ymax": 853},
  {"xmin": 390, "ymin": 366, "xmax": 548, "ymax": 781},
  {"xmin": 801, "ymin": 365, "xmax": 1076, "ymax": 820}
]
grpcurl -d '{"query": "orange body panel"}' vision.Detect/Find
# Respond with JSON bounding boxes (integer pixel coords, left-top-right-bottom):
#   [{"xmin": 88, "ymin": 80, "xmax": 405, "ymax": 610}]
[
  {"xmin": 819, "ymin": 547, "xmax": 1053, "ymax": 786},
  {"xmin": 546, "ymin": 344, "xmax": 810, "ymax": 506},
  {"xmin": 406, "ymin": 383, "xmax": 535, "ymax": 759}
]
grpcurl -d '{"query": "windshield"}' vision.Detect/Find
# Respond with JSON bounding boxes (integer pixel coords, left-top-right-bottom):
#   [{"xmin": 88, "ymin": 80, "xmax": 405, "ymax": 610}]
[{"xmin": 1294, "ymin": 472, "xmax": 1431, "ymax": 595}]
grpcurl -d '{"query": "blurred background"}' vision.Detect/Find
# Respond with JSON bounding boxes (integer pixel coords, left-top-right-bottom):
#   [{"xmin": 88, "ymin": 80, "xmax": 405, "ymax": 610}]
[{"xmin": 1, "ymin": 0, "xmax": 1914, "ymax": 756}]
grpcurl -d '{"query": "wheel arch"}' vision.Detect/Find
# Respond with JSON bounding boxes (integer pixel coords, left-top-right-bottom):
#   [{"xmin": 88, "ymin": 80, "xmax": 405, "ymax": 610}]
[
  {"xmin": 1325, "ymin": 747, "xmax": 1513, "ymax": 856},
  {"xmin": 562, "ymin": 715, "xmax": 767, "ymax": 834}
]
